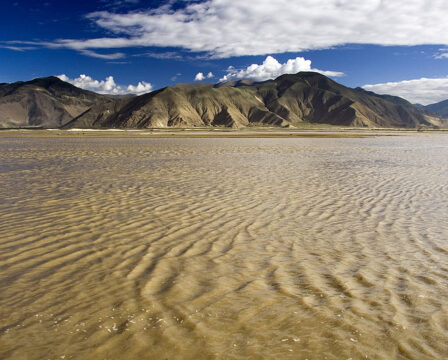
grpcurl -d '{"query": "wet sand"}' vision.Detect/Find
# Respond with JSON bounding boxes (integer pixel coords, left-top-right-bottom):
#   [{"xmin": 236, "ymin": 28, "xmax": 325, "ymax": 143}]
[{"xmin": 0, "ymin": 133, "xmax": 447, "ymax": 359}]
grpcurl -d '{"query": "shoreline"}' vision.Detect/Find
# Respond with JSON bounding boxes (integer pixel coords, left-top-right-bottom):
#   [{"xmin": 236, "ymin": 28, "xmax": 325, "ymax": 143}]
[{"xmin": 1, "ymin": 127, "xmax": 447, "ymax": 139}]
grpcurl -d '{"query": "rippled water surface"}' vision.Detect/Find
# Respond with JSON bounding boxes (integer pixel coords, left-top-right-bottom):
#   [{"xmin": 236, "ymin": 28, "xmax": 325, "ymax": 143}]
[{"xmin": 1, "ymin": 135, "xmax": 448, "ymax": 360}]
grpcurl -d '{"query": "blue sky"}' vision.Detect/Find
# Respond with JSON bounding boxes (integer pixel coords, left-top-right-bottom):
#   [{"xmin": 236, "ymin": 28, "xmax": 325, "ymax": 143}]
[{"xmin": 1, "ymin": 0, "xmax": 448, "ymax": 104}]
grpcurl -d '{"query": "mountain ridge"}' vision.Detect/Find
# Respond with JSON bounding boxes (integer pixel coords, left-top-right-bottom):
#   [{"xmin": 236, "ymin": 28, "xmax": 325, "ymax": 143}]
[{"xmin": 0, "ymin": 73, "xmax": 446, "ymax": 129}]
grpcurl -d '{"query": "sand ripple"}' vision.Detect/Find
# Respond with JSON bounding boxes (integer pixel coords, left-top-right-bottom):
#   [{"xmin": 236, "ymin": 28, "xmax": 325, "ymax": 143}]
[{"xmin": 0, "ymin": 135, "xmax": 447, "ymax": 359}]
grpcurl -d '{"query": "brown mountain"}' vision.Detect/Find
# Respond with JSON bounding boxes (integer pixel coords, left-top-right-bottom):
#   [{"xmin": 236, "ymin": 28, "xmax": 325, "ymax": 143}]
[
  {"xmin": 0, "ymin": 76, "xmax": 127, "ymax": 128},
  {"xmin": 0, "ymin": 72, "xmax": 445, "ymax": 129}
]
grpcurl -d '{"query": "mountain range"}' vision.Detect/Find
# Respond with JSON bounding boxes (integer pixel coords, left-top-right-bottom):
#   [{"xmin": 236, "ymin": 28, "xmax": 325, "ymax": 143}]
[{"xmin": 0, "ymin": 72, "xmax": 446, "ymax": 129}]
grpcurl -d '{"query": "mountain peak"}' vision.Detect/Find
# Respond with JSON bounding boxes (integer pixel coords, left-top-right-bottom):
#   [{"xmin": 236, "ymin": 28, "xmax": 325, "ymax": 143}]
[{"xmin": 26, "ymin": 76, "xmax": 84, "ymax": 93}]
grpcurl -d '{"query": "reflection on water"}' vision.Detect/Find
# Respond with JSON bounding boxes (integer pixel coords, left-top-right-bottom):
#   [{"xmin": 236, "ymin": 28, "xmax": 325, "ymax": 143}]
[{"xmin": 0, "ymin": 135, "xmax": 447, "ymax": 359}]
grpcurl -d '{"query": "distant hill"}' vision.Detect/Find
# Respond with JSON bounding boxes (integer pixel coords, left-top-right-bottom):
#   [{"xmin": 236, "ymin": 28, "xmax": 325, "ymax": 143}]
[
  {"xmin": 423, "ymin": 99, "xmax": 448, "ymax": 118},
  {"xmin": 0, "ymin": 72, "xmax": 446, "ymax": 129}
]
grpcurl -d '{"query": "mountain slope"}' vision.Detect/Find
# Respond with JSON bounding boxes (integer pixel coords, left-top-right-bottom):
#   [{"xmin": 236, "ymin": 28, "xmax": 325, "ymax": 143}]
[
  {"xmin": 250, "ymin": 73, "xmax": 436, "ymax": 128},
  {"xmin": 90, "ymin": 85, "xmax": 286, "ymax": 128},
  {"xmin": 1, "ymin": 73, "xmax": 445, "ymax": 129},
  {"xmin": 0, "ymin": 77, "xmax": 126, "ymax": 128},
  {"xmin": 423, "ymin": 99, "xmax": 448, "ymax": 117}
]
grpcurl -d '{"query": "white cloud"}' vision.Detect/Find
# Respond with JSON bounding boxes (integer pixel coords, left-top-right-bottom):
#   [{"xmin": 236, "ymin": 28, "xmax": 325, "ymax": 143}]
[
  {"xmin": 363, "ymin": 77, "xmax": 448, "ymax": 105},
  {"xmin": 57, "ymin": 74, "xmax": 152, "ymax": 95},
  {"xmin": 137, "ymin": 51, "xmax": 182, "ymax": 60},
  {"xmin": 434, "ymin": 53, "xmax": 448, "ymax": 60},
  {"xmin": 0, "ymin": 45, "xmax": 36, "ymax": 51},
  {"xmin": 17, "ymin": 0, "xmax": 448, "ymax": 58},
  {"xmin": 194, "ymin": 71, "xmax": 214, "ymax": 81},
  {"xmin": 194, "ymin": 72, "xmax": 205, "ymax": 81},
  {"xmin": 126, "ymin": 81, "xmax": 152, "ymax": 94},
  {"xmin": 220, "ymin": 56, "xmax": 343, "ymax": 82},
  {"xmin": 79, "ymin": 49, "xmax": 125, "ymax": 59}
]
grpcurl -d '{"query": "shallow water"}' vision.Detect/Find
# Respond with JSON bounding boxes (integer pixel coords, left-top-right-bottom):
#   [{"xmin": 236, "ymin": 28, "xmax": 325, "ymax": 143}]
[{"xmin": 0, "ymin": 135, "xmax": 447, "ymax": 360}]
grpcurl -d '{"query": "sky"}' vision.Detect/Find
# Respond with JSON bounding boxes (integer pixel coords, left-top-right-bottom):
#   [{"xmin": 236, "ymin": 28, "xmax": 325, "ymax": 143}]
[{"xmin": 1, "ymin": 0, "xmax": 448, "ymax": 105}]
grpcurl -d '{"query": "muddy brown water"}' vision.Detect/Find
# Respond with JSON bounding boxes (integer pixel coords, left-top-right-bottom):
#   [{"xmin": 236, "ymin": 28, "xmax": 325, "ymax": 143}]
[{"xmin": 0, "ymin": 135, "xmax": 447, "ymax": 359}]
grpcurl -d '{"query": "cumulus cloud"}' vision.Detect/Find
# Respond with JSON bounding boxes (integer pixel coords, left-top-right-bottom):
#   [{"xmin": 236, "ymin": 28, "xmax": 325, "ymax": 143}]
[
  {"xmin": 220, "ymin": 56, "xmax": 343, "ymax": 82},
  {"xmin": 194, "ymin": 72, "xmax": 214, "ymax": 81},
  {"xmin": 13, "ymin": 0, "xmax": 448, "ymax": 58},
  {"xmin": 57, "ymin": 74, "xmax": 152, "ymax": 95},
  {"xmin": 194, "ymin": 73, "xmax": 205, "ymax": 81},
  {"xmin": 126, "ymin": 81, "xmax": 153, "ymax": 94},
  {"xmin": 363, "ymin": 77, "xmax": 448, "ymax": 105}
]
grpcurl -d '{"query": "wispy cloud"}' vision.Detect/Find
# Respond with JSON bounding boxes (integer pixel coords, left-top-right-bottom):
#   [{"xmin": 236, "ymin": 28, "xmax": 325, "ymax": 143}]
[
  {"xmin": 434, "ymin": 49, "xmax": 448, "ymax": 60},
  {"xmin": 171, "ymin": 73, "xmax": 182, "ymax": 82},
  {"xmin": 99, "ymin": 0, "xmax": 141, "ymax": 11},
  {"xmin": 0, "ymin": 41, "xmax": 126, "ymax": 59},
  {"xmin": 136, "ymin": 51, "xmax": 183, "ymax": 60},
  {"xmin": 363, "ymin": 77, "xmax": 448, "ymax": 105},
  {"xmin": 79, "ymin": 49, "xmax": 126, "ymax": 59},
  {"xmin": 12, "ymin": 0, "xmax": 448, "ymax": 58},
  {"xmin": 220, "ymin": 56, "xmax": 343, "ymax": 82},
  {"xmin": 57, "ymin": 74, "xmax": 152, "ymax": 95},
  {"xmin": 0, "ymin": 45, "xmax": 36, "ymax": 51}
]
